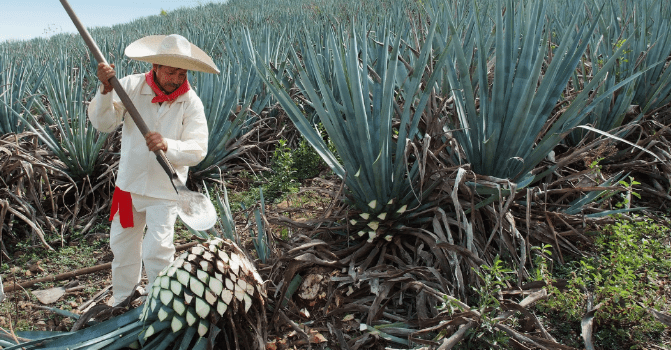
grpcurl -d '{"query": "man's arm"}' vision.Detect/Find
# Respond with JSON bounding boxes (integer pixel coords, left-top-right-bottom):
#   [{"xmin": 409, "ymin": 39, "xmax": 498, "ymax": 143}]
[
  {"xmin": 163, "ymin": 96, "xmax": 209, "ymax": 167},
  {"xmin": 88, "ymin": 63, "xmax": 126, "ymax": 133}
]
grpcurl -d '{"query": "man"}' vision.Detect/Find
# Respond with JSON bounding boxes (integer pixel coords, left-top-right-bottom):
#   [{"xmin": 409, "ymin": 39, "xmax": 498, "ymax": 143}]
[{"xmin": 89, "ymin": 34, "xmax": 219, "ymax": 306}]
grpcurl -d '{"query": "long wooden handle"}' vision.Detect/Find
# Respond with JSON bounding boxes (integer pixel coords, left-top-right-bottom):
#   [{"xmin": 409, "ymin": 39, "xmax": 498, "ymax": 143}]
[{"xmin": 59, "ymin": 0, "xmax": 178, "ymax": 183}]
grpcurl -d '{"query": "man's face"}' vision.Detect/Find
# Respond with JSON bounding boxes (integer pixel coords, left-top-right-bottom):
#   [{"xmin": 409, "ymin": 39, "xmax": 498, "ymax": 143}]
[{"xmin": 153, "ymin": 64, "xmax": 188, "ymax": 94}]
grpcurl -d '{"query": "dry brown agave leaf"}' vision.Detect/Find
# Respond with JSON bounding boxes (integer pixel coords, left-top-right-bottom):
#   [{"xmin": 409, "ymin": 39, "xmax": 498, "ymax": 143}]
[
  {"xmin": 0, "ymin": 131, "xmax": 112, "ymax": 249},
  {"xmin": 496, "ymin": 323, "xmax": 579, "ymax": 350},
  {"xmin": 435, "ymin": 242, "xmax": 485, "ymax": 266},
  {"xmin": 581, "ymin": 295, "xmax": 602, "ymax": 350},
  {"xmin": 1, "ymin": 195, "xmax": 52, "ymax": 250},
  {"xmin": 644, "ymin": 305, "xmax": 671, "ymax": 327},
  {"xmin": 499, "ymin": 300, "xmax": 555, "ymax": 341},
  {"xmin": 435, "ymin": 320, "xmax": 476, "ymax": 350}
]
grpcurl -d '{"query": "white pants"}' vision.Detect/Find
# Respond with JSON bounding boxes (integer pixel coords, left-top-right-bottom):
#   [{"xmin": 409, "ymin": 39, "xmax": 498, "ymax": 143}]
[{"xmin": 109, "ymin": 194, "xmax": 178, "ymax": 306}]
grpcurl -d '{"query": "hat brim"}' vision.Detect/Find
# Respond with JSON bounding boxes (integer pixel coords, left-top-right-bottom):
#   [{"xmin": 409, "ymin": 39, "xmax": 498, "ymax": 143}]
[{"xmin": 125, "ymin": 35, "xmax": 220, "ymax": 75}]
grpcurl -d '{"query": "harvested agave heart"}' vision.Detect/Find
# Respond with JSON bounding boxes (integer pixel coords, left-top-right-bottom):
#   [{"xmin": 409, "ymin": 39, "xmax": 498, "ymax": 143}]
[{"xmin": 139, "ymin": 237, "xmax": 267, "ymax": 349}]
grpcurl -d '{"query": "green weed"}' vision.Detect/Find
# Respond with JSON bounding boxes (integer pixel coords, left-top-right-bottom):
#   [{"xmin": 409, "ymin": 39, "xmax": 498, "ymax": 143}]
[
  {"xmin": 232, "ymin": 134, "xmax": 331, "ymax": 207},
  {"xmin": 539, "ymin": 217, "xmax": 670, "ymax": 348},
  {"xmin": 615, "ymin": 176, "xmax": 641, "ymax": 209},
  {"xmin": 242, "ymin": 138, "xmax": 299, "ymax": 204},
  {"xmin": 436, "ymin": 256, "xmax": 515, "ymax": 349},
  {"xmin": 293, "ymin": 136, "xmax": 327, "ymax": 180},
  {"xmin": 530, "ymin": 243, "xmax": 554, "ymax": 282},
  {"xmin": 588, "ymin": 157, "xmax": 604, "ymax": 184}
]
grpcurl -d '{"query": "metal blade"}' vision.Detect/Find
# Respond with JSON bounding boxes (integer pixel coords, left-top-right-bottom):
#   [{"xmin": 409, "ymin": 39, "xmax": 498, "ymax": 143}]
[{"xmin": 174, "ymin": 180, "xmax": 217, "ymax": 231}]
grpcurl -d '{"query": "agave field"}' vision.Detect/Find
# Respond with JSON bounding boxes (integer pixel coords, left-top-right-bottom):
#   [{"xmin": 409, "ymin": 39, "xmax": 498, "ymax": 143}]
[{"xmin": 1, "ymin": 0, "xmax": 671, "ymax": 348}]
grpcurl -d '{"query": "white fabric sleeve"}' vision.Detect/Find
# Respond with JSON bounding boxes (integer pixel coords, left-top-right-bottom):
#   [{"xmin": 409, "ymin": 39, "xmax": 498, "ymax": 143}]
[
  {"xmin": 88, "ymin": 83, "xmax": 129, "ymax": 133},
  {"xmin": 164, "ymin": 96, "xmax": 208, "ymax": 167}
]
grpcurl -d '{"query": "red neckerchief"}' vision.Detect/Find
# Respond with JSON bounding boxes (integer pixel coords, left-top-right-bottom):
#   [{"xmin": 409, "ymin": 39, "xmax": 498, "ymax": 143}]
[
  {"xmin": 145, "ymin": 71, "xmax": 190, "ymax": 104},
  {"xmin": 110, "ymin": 186, "xmax": 134, "ymax": 228}
]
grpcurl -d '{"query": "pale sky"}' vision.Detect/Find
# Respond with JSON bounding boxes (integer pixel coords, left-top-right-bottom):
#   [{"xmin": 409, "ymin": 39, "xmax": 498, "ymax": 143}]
[{"xmin": 0, "ymin": 1, "xmax": 226, "ymax": 43}]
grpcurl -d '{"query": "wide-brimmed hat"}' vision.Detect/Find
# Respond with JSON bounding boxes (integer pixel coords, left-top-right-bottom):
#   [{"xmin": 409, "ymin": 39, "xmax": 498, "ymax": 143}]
[{"xmin": 125, "ymin": 34, "xmax": 219, "ymax": 74}]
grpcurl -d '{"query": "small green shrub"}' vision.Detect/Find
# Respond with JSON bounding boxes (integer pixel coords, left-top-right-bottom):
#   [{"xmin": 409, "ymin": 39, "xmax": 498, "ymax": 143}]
[
  {"xmin": 539, "ymin": 217, "xmax": 671, "ymax": 348},
  {"xmin": 436, "ymin": 256, "xmax": 515, "ymax": 349},
  {"xmin": 255, "ymin": 138, "xmax": 299, "ymax": 203},
  {"xmin": 464, "ymin": 257, "xmax": 515, "ymax": 348},
  {"xmin": 292, "ymin": 136, "xmax": 327, "ymax": 180},
  {"xmin": 239, "ymin": 134, "xmax": 332, "ymax": 206},
  {"xmin": 530, "ymin": 243, "xmax": 554, "ymax": 282}
]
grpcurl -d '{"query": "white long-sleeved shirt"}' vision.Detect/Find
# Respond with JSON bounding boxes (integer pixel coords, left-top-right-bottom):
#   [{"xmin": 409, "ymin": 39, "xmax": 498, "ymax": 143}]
[{"xmin": 88, "ymin": 73, "xmax": 208, "ymax": 201}]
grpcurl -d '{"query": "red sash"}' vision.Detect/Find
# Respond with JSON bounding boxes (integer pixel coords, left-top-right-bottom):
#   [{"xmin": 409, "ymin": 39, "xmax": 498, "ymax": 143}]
[
  {"xmin": 145, "ymin": 71, "xmax": 190, "ymax": 104},
  {"xmin": 110, "ymin": 187, "xmax": 134, "ymax": 228}
]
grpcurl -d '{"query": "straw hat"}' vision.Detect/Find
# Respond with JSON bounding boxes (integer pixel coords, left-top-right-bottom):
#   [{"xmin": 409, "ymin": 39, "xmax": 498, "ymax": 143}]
[{"xmin": 125, "ymin": 34, "xmax": 219, "ymax": 74}]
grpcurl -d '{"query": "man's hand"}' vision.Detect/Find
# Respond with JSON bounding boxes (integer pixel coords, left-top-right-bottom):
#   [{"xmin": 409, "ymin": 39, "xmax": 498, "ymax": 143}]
[
  {"xmin": 97, "ymin": 63, "xmax": 116, "ymax": 94},
  {"xmin": 145, "ymin": 132, "xmax": 168, "ymax": 152}
]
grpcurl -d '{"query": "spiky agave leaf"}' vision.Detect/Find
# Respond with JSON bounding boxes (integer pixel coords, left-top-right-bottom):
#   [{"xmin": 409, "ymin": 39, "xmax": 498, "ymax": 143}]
[
  {"xmin": 440, "ymin": 0, "xmax": 648, "ymax": 182},
  {"xmin": 2, "ymin": 306, "xmax": 145, "ymax": 350},
  {"xmin": 246, "ymin": 19, "xmax": 445, "ymax": 242},
  {"xmin": 0, "ymin": 54, "xmax": 47, "ymax": 134},
  {"xmin": 19, "ymin": 59, "xmax": 108, "ymax": 182}
]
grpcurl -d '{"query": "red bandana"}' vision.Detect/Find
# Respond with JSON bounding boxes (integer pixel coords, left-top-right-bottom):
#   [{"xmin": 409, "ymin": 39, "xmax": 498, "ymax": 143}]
[
  {"xmin": 145, "ymin": 71, "xmax": 190, "ymax": 104},
  {"xmin": 110, "ymin": 186, "xmax": 134, "ymax": 228}
]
